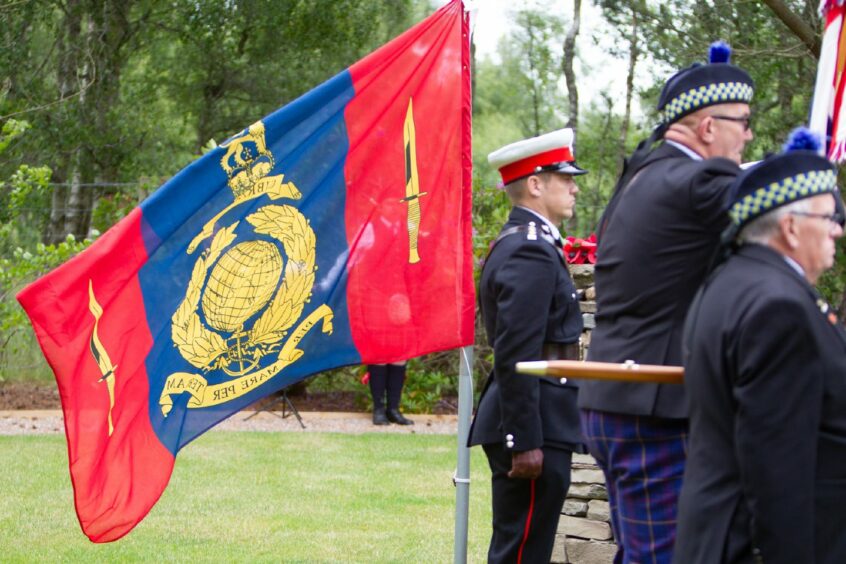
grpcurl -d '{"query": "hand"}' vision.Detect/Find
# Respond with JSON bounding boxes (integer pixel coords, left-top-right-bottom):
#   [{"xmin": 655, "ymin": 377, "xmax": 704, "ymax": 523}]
[{"xmin": 508, "ymin": 448, "xmax": 543, "ymax": 480}]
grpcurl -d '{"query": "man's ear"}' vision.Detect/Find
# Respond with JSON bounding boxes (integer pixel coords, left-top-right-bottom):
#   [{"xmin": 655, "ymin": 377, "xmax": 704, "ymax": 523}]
[
  {"xmin": 698, "ymin": 115, "xmax": 715, "ymax": 144},
  {"xmin": 525, "ymin": 175, "xmax": 543, "ymax": 198},
  {"xmin": 779, "ymin": 213, "xmax": 800, "ymax": 250}
]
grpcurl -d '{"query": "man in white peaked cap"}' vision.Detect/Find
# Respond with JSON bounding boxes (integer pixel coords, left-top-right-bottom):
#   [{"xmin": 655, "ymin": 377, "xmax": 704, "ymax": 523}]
[{"xmin": 469, "ymin": 128, "xmax": 587, "ymax": 563}]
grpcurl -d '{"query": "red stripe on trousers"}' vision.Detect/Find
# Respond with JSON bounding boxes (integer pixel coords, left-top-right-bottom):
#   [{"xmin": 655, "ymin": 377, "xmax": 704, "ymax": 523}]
[{"xmin": 517, "ymin": 479, "xmax": 537, "ymax": 564}]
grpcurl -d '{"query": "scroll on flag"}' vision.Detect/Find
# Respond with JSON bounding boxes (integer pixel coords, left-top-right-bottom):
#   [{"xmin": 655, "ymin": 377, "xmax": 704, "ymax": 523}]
[
  {"xmin": 17, "ymin": 0, "xmax": 473, "ymax": 543},
  {"xmin": 810, "ymin": 0, "xmax": 846, "ymax": 161}
]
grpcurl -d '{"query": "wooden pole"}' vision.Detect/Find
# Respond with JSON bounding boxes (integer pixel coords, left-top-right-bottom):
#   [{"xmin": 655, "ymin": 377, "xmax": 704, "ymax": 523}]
[{"xmin": 516, "ymin": 359, "xmax": 684, "ymax": 385}]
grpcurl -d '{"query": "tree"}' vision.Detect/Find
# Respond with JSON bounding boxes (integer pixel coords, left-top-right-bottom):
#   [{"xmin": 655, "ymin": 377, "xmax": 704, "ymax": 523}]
[
  {"xmin": 596, "ymin": 0, "xmax": 645, "ymax": 176},
  {"xmin": 561, "ymin": 0, "xmax": 581, "ymax": 132},
  {"xmin": 0, "ymin": 0, "xmax": 419, "ymax": 247},
  {"xmin": 762, "ymin": 0, "xmax": 821, "ymax": 57}
]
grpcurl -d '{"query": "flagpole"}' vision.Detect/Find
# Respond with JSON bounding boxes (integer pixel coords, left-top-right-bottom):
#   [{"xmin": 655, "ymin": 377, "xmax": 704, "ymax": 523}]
[
  {"xmin": 454, "ymin": 3, "xmax": 476, "ymax": 562},
  {"xmin": 453, "ymin": 345, "xmax": 474, "ymax": 564}
]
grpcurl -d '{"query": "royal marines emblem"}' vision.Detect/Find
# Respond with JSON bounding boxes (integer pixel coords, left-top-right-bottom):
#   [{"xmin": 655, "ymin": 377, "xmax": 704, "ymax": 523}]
[{"xmin": 160, "ymin": 121, "xmax": 334, "ymax": 416}]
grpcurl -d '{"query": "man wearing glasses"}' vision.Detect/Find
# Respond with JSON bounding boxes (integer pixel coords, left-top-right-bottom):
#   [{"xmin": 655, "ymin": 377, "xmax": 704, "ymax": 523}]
[
  {"xmin": 578, "ymin": 42, "xmax": 755, "ymax": 564},
  {"xmin": 675, "ymin": 136, "xmax": 846, "ymax": 564}
]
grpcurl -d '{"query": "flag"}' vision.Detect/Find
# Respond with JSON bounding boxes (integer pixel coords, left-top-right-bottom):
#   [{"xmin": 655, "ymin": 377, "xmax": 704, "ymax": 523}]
[
  {"xmin": 17, "ymin": 0, "xmax": 472, "ymax": 543},
  {"xmin": 810, "ymin": 0, "xmax": 846, "ymax": 161}
]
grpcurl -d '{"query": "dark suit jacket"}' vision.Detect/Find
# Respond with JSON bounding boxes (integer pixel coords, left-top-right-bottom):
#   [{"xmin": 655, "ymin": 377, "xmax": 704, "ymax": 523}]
[
  {"xmin": 579, "ymin": 142, "xmax": 740, "ymax": 418},
  {"xmin": 674, "ymin": 244, "xmax": 846, "ymax": 564},
  {"xmin": 468, "ymin": 207, "xmax": 583, "ymax": 452}
]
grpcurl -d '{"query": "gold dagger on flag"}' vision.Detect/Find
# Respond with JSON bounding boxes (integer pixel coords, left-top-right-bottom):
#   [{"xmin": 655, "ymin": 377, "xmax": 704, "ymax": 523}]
[
  {"xmin": 402, "ymin": 98, "xmax": 427, "ymax": 264},
  {"xmin": 88, "ymin": 280, "xmax": 117, "ymax": 436}
]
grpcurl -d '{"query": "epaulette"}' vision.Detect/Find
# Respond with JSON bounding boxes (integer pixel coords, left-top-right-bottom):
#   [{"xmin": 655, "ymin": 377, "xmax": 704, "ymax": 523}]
[{"xmin": 484, "ymin": 221, "xmax": 563, "ymax": 264}]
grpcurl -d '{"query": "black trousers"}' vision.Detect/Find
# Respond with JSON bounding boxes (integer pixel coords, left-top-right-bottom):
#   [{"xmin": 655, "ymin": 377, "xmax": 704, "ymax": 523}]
[{"xmin": 482, "ymin": 443, "xmax": 572, "ymax": 564}]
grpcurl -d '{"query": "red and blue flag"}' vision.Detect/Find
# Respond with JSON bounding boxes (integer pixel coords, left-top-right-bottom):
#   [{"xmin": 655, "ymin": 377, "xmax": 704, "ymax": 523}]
[{"xmin": 17, "ymin": 0, "xmax": 472, "ymax": 542}]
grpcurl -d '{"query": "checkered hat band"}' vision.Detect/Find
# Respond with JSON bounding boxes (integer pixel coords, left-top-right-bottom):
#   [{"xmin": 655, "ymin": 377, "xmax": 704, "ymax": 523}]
[
  {"xmin": 663, "ymin": 82, "xmax": 754, "ymax": 123},
  {"xmin": 729, "ymin": 169, "xmax": 837, "ymax": 225}
]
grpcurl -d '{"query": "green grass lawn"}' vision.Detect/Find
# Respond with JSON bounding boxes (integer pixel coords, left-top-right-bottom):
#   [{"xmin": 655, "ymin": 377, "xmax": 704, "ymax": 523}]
[{"xmin": 0, "ymin": 431, "xmax": 493, "ymax": 562}]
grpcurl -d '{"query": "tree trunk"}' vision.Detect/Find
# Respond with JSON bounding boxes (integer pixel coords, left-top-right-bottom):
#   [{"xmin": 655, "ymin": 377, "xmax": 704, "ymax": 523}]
[
  {"xmin": 47, "ymin": 0, "xmax": 83, "ymax": 244},
  {"xmin": 527, "ymin": 26, "xmax": 541, "ymax": 136},
  {"xmin": 52, "ymin": 0, "xmax": 136, "ymax": 241},
  {"xmin": 46, "ymin": 182, "xmax": 68, "ymax": 244},
  {"xmin": 197, "ymin": 79, "xmax": 225, "ymax": 151},
  {"xmin": 63, "ymin": 10, "xmax": 91, "ymax": 240},
  {"xmin": 82, "ymin": 0, "xmax": 133, "ymax": 237},
  {"xmin": 562, "ymin": 0, "xmax": 581, "ymax": 132},
  {"xmin": 617, "ymin": 6, "xmax": 639, "ymax": 177},
  {"xmin": 761, "ymin": 0, "xmax": 820, "ymax": 58},
  {"xmin": 63, "ymin": 167, "xmax": 85, "ymax": 238}
]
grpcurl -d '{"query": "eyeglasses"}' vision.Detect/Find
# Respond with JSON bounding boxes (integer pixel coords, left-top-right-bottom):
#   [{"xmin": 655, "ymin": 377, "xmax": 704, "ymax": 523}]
[
  {"xmin": 790, "ymin": 211, "xmax": 845, "ymax": 226},
  {"xmin": 711, "ymin": 115, "xmax": 752, "ymax": 131}
]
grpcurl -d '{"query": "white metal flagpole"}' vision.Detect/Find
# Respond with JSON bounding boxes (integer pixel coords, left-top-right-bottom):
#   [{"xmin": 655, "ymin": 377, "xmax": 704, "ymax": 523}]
[
  {"xmin": 455, "ymin": 3, "xmax": 477, "ymax": 561},
  {"xmin": 453, "ymin": 345, "xmax": 474, "ymax": 564}
]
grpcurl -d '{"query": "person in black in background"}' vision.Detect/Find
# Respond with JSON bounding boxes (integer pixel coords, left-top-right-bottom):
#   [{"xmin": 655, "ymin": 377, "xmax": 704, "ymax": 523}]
[
  {"xmin": 675, "ymin": 129, "xmax": 846, "ymax": 564},
  {"xmin": 367, "ymin": 362, "xmax": 413, "ymax": 425},
  {"xmin": 578, "ymin": 41, "xmax": 755, "ymax": 564},
  {"xmin": 469, "ymin": 128, "xmax": 586, "ymax": 564}
]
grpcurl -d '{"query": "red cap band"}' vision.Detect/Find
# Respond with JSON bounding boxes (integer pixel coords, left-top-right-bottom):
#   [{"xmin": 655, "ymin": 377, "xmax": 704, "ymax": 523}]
[{"xmin": 498, "ymin": 147, "xmax": 574, "ymax": 185}]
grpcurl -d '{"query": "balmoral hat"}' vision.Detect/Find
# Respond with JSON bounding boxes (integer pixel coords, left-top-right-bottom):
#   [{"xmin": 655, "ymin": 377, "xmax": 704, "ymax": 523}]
[
  {"xmin": 728, "ymin": 127, "xmax": 841, "ymax": 230},
  {"xmin": 658, "ymin": 41, "xmax": 754, "ymax": 126}
]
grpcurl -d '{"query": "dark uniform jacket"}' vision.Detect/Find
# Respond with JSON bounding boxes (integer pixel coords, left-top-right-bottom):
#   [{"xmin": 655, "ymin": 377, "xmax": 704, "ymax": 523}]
[
  {"xmin": 469, "ymin": 207, "xmax": 583, "ymax": 452},
  {"xmin": 674, "ymin": 244, "xmax": 846, "ymax": 564},
  {"xmin": 579, "ymin": 142, "xmax": 740, "ymax": 418}
]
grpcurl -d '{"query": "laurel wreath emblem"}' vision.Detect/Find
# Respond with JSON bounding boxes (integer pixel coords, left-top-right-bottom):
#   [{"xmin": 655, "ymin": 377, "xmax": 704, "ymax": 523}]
[{"xmin": 171, "ymin": 204, "xmax": 316, "ymax": 373}]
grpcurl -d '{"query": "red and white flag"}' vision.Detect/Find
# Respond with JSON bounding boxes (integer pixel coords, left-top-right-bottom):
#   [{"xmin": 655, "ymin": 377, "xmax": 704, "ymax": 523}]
[{"xmin": 810, "ymin": 0, "xmax": 846, "ymax": 161}]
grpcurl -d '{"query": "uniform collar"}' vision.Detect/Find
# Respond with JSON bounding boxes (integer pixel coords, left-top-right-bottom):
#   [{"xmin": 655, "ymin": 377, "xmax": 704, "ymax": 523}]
[{"xmin": 515, "ymin": 206, "xmax": 562, "ymax": 241}]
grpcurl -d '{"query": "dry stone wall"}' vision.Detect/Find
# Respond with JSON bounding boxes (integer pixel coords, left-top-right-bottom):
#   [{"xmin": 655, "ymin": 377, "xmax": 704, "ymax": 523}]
[{"xmin": 550, "ymin": 264, "xmax": 617, "ymax": 564}]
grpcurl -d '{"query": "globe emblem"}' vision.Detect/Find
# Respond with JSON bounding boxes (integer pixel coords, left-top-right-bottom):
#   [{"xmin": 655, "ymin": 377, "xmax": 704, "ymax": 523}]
[{"xmin": 201, "ymin": 240, "xmax": 283, "ymax": 375}]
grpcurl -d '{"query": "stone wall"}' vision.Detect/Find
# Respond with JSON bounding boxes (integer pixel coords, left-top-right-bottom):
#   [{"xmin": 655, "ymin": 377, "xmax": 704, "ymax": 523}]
[{"xmin": 550, "ymin": 264, "xmax": 617, "ymax": 564}]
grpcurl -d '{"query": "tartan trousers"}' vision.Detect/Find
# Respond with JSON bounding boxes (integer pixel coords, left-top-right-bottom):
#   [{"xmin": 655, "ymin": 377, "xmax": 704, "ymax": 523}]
[{"xmin": 580, "ymin": 409, "xmax": 688, "ymax": 564}]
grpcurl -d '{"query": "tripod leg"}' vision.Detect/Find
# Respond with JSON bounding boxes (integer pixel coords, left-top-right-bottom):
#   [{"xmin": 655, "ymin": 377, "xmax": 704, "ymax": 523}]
[
  {"xmin": 283, "ymin": 392, "xmax": 306, "ymax": 429},
  {"xmin": 246, "ymin": 394, "xmax": 288, "ymax": 420}
]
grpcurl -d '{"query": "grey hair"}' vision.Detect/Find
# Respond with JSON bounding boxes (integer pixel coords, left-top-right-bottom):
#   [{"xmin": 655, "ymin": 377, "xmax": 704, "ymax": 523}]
[{"xmin": 737, "ymin": 198, "xmax": 812, "ymax": 245}]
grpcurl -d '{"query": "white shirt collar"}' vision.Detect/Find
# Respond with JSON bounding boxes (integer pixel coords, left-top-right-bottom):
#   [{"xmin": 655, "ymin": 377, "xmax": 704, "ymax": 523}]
[
  {"xmin": 665, "ymin": 139, "xmax": 704, "ymax": 161},
  {"xmin": 782, "ymin": 255, "xmax": 806, "ymax": 278},
  {"xmin": 517, "ymin": 206, "xmax": 562, "ymax": 240}
]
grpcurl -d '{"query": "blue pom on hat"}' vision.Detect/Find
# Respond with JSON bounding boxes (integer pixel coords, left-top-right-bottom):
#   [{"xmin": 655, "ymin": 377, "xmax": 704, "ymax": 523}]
[
  {"xmin": 709, "ymin": 41, "xmax": 731, "ymax": 64},
  {"xmin": 783, "ymin": 126, "xmax": 822, "ymax": 153}
]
